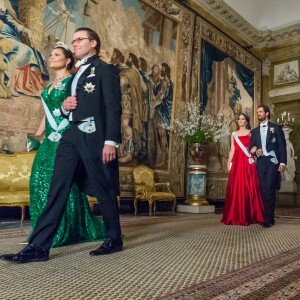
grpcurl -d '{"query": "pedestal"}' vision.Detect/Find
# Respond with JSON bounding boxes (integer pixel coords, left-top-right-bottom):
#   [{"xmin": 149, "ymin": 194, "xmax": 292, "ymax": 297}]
[
  {"xmin": 185, "ymin": 164, "xmax": 210, "ymax": 206},
  {"xmin": 177, "ymin": 204, "xmax": 215, "ymax": 213},
  {"xmin": 184, "ymin": 143, "xmax": 215, "ymax": 212}
]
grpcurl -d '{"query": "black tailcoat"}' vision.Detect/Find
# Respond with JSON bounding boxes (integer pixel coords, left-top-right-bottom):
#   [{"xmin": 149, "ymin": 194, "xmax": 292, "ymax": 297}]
[{"xmin": 250, "ymin": 122, "xmax": 287, "ymax": 224}]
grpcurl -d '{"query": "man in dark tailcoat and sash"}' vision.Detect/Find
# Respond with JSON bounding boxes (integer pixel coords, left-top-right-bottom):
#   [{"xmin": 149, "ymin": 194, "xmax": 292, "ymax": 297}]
[{"xmin": 250, "ymin": 105, "xmax": 287, "ymax": 228}]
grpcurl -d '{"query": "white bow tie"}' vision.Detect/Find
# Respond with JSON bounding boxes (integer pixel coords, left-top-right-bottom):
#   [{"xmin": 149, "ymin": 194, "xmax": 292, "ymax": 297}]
[
  {"xmin": 260, "ymin": 123, "xmax": 268, "ymax": 128},
  {"xmin": 75, "ymin": 58, "xmax": 88, "ymax": 68}
]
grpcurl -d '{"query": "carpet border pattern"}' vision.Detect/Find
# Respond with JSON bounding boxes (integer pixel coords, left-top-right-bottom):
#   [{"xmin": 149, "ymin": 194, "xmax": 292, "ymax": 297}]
[{"xmin": 159, "ymin": 247, "xmax": 300, "ymax": 299}]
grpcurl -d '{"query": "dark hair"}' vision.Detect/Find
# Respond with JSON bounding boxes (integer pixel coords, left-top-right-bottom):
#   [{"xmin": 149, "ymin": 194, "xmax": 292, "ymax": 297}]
[
  {"xmin": 56, "ymin": 47, "xmax": 75, "ymax": 70},
  {"xmin": 162, "ymin": 62, "xmax": 171, "ymax": 78},
  {"xmin": 75, "ymin": 27, "xmax": 101, "ymax": 56},
  {"xmin": 257, "ymin": 105, "xmax": 271, "ymax": 120},
  {"xmin": 129, "ymin": 53, "xmax": 139, "ymax": 69},
  {"xmin": 240, "ymin": 113, "xmax": 251, "ymax": 129},
  {"xmin": 113, "ymin": 48, "xmax": 125, "ymax": 63},
  {"xmin": 139, "ymin": 57, "xmax": 147, "ymax": 72}
]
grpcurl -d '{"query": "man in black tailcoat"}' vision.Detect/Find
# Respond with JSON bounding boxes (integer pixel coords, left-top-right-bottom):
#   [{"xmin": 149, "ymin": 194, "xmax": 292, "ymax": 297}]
[
  {"xmin": 250, "ymin": 105, "xmax": 287, "ymax": 228},
  {"xmin": 1, "ymin": 27, "xmax": 123, "ymax": 263}
]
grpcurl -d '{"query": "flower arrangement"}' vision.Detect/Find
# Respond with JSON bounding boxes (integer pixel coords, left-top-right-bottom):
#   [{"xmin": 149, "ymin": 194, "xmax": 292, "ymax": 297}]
[{"xmin": 172, "ymin": 102, "xmax": 230, "ymax": 144}]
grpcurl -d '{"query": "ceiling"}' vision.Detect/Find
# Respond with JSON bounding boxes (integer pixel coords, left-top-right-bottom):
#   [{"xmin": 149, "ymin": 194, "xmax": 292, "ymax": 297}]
[{"xmin": 223, "ymin": 0, "xmax": 300, "ymax": 31}]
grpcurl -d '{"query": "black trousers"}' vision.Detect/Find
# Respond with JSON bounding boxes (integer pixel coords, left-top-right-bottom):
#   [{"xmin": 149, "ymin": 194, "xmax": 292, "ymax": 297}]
[
  {"xmin": 256, "ymin": 156, "xmax": 279, "ymax": 224},
  {"xmin": 29, "ymin": 132, "xmax": 122, "ymax": 250}
]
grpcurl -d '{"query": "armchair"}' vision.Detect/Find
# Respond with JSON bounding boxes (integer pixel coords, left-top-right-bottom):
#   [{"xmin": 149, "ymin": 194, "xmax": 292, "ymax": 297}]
[{"xmin": 132, "ymin": 164, "xmax": 176, "ymax": 216}]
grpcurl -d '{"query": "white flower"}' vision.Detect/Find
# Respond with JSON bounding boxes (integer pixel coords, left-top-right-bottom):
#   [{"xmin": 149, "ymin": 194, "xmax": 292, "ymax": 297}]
[{"xmin": 171, "ymin": 102, "xmax": 230, "ymax": 143}]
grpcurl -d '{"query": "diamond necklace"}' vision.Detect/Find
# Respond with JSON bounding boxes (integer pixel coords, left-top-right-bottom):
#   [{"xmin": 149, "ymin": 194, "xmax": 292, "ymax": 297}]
[{"xmin": 54, "ymin": 74, "xmax": 70, "ymax": 82}]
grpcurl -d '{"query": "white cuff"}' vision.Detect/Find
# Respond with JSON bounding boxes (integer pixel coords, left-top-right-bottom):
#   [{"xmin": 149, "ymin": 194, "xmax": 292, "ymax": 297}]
[
  {"xmin": 61, "ymin": 105, "xmax": 70, "ymax": 115},
  {"xmin": 105, "ymin": 140, "xmax": 118, "ymax": 148}
]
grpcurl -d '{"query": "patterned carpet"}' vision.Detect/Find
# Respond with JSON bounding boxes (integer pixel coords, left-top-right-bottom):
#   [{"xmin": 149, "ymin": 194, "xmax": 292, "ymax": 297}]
[{"xmin": 1, "ymin": 211, "xmax": 300, "ymax": 299}]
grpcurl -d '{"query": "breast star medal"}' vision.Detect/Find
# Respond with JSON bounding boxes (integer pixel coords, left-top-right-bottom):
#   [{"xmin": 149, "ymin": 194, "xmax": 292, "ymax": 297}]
[{"xmin": 84, "ymin": 82, "xmax": 96, "ymax": 93}]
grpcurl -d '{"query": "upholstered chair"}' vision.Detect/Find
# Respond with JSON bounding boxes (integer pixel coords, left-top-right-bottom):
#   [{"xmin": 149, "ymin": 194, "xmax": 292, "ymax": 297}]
[{"xmin": 132, "ymin": 164, "xmax": 176, "ymax": 216}]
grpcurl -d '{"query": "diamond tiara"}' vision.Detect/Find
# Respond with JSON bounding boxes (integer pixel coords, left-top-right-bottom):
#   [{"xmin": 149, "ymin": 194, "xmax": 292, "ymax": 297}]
[{"xmin": 55, "ymin": 41, "xmax": 70, "ymax": 52}]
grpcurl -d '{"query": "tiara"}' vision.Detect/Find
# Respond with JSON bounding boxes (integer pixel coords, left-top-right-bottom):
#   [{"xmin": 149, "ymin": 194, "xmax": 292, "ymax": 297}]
[{"xmin": 55, "ymin": 41, "xmax": 70, "ymax": 51}]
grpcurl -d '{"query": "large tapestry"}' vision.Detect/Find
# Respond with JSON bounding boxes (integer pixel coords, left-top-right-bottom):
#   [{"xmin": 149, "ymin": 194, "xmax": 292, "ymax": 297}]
[{"xmin": 0, "ymin": 0, "xmax": 195, "ymax": 197}]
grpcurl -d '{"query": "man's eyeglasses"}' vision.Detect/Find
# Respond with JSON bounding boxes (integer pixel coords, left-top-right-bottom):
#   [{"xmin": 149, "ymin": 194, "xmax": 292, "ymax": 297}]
[{"xmin": 71, "ymin": 37, "xmax": 90, "ymax": 45}]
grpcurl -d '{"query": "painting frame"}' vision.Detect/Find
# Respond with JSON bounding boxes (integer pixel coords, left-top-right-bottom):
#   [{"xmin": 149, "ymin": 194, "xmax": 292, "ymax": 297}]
[{"xmin": 272, "ymin": 59, "xmax": 300, "ymax": 88}]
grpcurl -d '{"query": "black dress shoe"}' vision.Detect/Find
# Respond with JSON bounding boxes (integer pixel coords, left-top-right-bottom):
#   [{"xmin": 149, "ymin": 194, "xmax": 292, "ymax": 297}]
[
  {"xmin": 262, "ymin": 223, "xmax": 272, "ymax": 228},
  {"xmin": 0, "ymin": 244, "xmax": 49, "ymax": 263},
  {"xmin": 89, "ymin": 239, "xmax": 123, "ymax": 256}
]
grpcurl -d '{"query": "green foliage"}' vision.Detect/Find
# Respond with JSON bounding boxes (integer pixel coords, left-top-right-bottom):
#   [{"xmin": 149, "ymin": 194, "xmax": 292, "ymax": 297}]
[{"xmin": 184, "ymin": 130, "xmax": 214, "ymax": 144}]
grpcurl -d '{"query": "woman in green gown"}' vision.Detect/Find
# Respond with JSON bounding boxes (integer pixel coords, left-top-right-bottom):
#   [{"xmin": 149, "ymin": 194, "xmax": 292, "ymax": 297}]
[{"xmin": 29, "ymin": 43, "xmax": 106, "ymax": 247}]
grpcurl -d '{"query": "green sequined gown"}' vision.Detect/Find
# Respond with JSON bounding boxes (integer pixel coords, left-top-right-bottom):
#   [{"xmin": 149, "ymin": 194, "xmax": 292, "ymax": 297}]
[{"xmin": 30, "ymin": 77, "xmax": 106, "ymax": 248}]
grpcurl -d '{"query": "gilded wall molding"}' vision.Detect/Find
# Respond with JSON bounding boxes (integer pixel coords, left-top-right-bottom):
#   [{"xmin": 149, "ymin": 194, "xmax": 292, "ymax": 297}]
[
  {"xmin": 193, "ymin": 0, "xmax": 300, "ymax": 49},
  {"xmin": 167, "ymin": 9, "xmax": 195, "ymax": 196}
]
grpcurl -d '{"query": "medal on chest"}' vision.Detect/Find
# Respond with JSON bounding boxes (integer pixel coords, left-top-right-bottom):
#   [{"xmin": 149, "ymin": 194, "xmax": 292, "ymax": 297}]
[{"xmin": 84, "ymin": 82, "xmax": 96, "ymax": 93}]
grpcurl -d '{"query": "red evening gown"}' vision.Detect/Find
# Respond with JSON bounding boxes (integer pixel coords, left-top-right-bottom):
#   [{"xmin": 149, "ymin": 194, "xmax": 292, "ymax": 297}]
[{"xmin": 221, "ymin": 133, "xmax": 264, "ymax": 226}]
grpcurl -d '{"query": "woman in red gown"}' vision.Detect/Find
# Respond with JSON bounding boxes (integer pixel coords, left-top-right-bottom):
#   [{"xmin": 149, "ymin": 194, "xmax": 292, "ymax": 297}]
[{"xmin": 221, "ymin": 113, "xmax": 264, "ymax": 226}]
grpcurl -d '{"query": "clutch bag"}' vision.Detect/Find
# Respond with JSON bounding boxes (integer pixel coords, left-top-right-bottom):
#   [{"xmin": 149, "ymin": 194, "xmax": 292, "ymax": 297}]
[{"xmin": 26, "ymin": 134, "xmax": 44, "ymax": 151}]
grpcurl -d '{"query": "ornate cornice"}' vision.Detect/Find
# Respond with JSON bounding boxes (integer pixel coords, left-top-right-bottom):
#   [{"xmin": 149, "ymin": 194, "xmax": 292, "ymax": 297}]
[
  {"xmin": 257, "ymin": 23, "xmax": 300, "ymax": 49},
  {"xmin": 193, "ymin": 0, "xmax": 300, "ymax": 49}
]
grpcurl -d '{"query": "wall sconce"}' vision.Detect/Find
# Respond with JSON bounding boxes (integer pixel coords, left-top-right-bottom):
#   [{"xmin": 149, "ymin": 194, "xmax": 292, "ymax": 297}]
[
  {"xmin": 278, "ymin": 111, "xmax": 295, "ymax": 127},
  {"xmin": 84, "ymin": 0, "xmax": 90, "ymax": 16}
]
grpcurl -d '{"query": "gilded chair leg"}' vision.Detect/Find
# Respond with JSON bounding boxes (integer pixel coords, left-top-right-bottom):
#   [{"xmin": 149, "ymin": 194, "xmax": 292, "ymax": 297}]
[
  {"xmin": 153, "ymin": 201, "xmax": 156, "ymax": 216},
  {"xmin": 172, "ymin": 199, "xmax": 176, "ymax": 214},
  {"xmin": 149, "ymin": 201, "xmax": 153, "ymax": 216},
  {"xmin": 134, "ymin": 198, "xmax": 138, "ymax": 216},
  {"xmin": 21, "ymin": 206, "xmax": 25, "ymax": 225}
]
